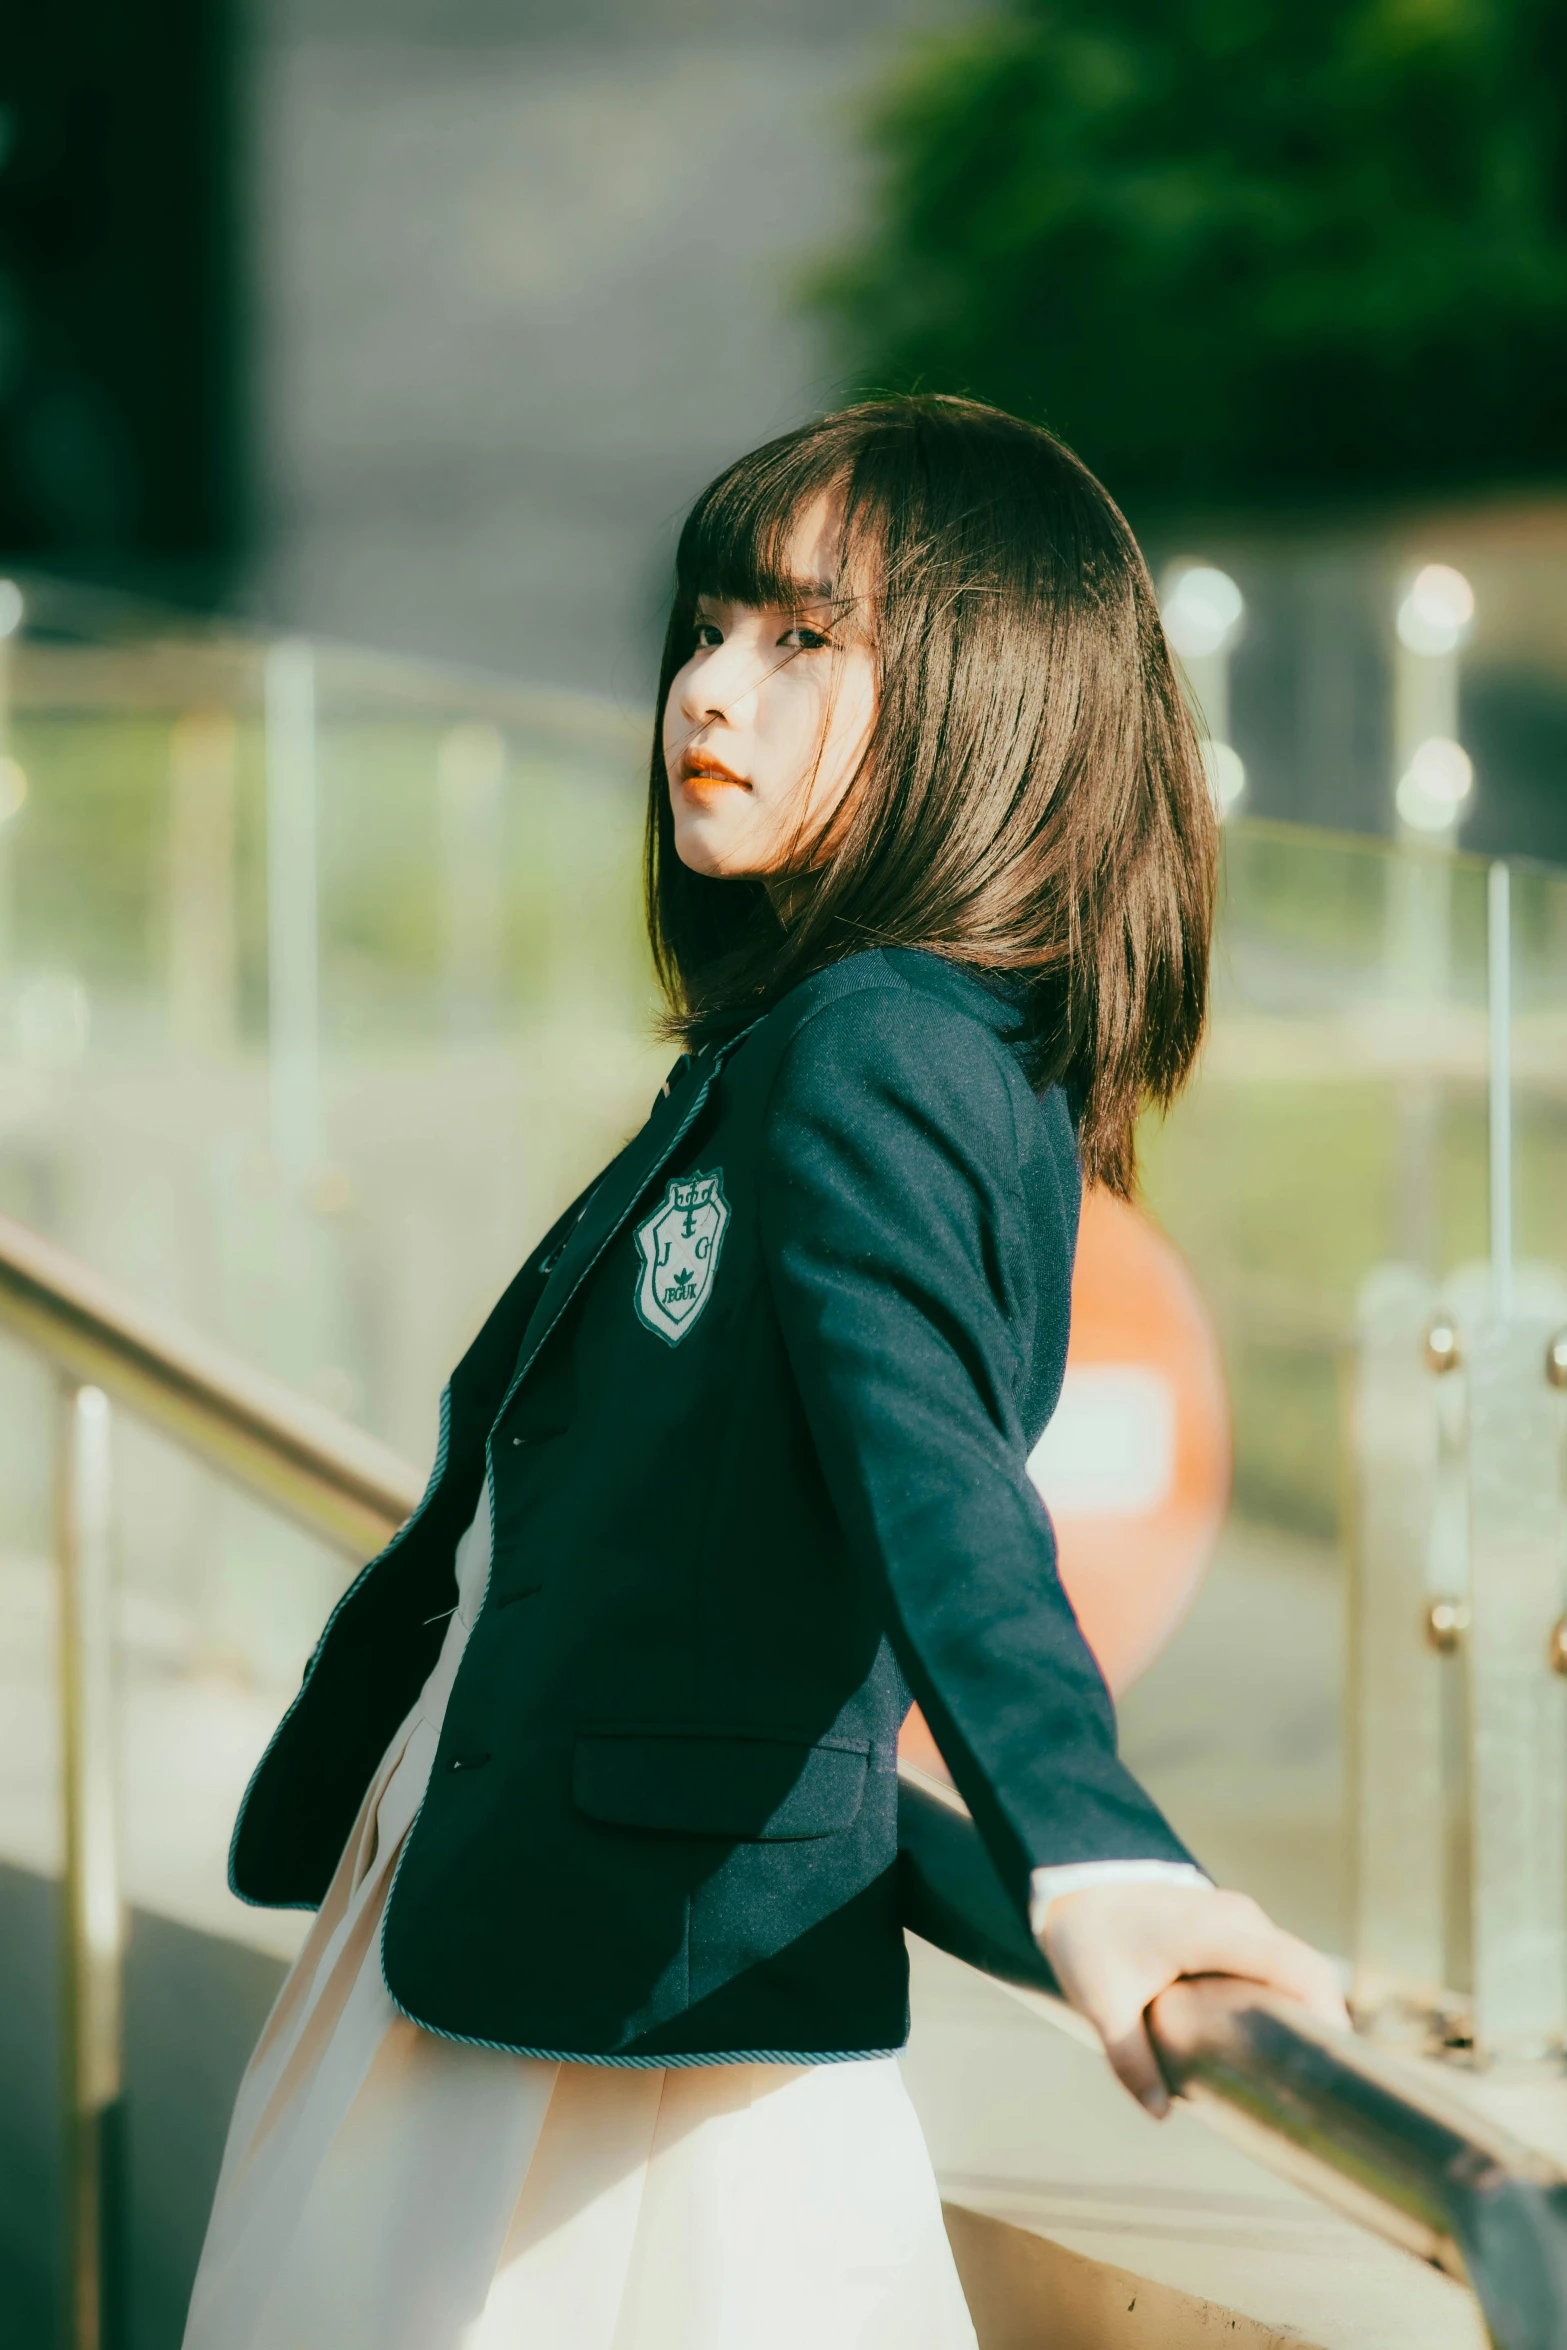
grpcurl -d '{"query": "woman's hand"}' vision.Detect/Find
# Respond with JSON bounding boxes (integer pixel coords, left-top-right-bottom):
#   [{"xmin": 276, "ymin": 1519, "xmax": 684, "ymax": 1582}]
[{"xmin": 1039, "ymin": 1881, "xmax": 1349, "ymax": 2118}]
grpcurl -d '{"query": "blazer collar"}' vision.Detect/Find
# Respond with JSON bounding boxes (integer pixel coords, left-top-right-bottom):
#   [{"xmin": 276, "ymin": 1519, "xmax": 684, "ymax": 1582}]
[{"xmin": 497, "ymin": 1019, "xmax": 763, "ymax": 1417}]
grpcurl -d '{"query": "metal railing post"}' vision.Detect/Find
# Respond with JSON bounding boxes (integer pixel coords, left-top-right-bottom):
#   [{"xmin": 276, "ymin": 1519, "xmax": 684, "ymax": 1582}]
[
  {"xmin": 1466, "ymin": 1311, "xmax": 1567, "ymax": 2057},
  {"xmin": 1349, "ymin": 1265, "xmax": 1449, "ymax": 2007},
  {"xmin": 57, "ymin": 1380, "xmax": 125, "ymax": 2350},
  {"xmin": 2, "ymin": 1205, "xmax": 1565, "ymax": 2346}
]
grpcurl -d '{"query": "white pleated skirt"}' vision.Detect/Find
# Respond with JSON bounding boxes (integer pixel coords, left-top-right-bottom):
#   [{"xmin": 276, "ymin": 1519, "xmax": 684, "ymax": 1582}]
[{"xmin": 184, "ymin": 1530, "xmax": 978, "ymax": 2350}]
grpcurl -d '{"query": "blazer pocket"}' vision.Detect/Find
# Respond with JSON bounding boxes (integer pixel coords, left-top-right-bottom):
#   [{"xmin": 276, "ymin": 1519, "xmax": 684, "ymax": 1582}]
[{"xmin": 572, "ymin": 1726, "xmax": 870, "ymax": 1842}]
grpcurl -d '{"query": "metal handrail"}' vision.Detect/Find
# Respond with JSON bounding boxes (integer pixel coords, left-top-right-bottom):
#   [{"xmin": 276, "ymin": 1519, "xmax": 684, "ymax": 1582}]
[
  {"xmin": 4, "ymin": 1215, "xmax": 1565, "ymax": 2350},
  {"xmin": 898, "ymin": 1759, "xmax": 1567, "ymax": 2350},
  {"xmin": 0, "ymin": 1208, "xmax": 421, "ymax": 2350},
  {"xmin": 0, "ymin": 1208, "xmax": 422, "ymax": 1556},
  {"xmin": 1154, "ymin": 1978, "xmax": 1567, "ymax": 2345}
]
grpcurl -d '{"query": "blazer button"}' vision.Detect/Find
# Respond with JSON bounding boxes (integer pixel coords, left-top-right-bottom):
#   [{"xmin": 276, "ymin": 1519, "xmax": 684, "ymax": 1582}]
[{"xmin": 448, "ymin": 1753, "xmax": 491, "ymax": 1773}]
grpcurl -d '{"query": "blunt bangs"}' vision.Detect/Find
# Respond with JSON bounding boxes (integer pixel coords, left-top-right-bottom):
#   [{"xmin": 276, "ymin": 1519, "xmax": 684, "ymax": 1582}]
[
  {"xmin": 673, "ymin": 435, "xmax": 858, "ymax": 620},
  {"xmin": 645, "ymin": 395, "xmax": 1218, "ymax": 1197}
]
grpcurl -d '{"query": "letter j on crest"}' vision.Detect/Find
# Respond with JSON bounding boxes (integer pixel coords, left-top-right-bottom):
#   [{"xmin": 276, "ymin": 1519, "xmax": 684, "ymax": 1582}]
[{"xmin": 632, "ymin": 1169, "xmax": 731, "ymax": 1344}]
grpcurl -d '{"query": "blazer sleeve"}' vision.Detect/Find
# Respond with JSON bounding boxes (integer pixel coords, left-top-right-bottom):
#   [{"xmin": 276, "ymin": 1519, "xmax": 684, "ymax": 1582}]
[{"xmin": 756, "ymin": 984, "xmax": 1196, "ymax": 1918}]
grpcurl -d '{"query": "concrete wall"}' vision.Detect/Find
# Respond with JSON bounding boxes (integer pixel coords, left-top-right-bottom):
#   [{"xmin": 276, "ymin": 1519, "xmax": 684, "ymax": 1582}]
[
  {"xmin": 250, "ymin": 0, "xmax": 961, "ymax": 694},
  {"xmin": 245, "ymin": 0, "xmax": 1567, "ymax": 855}
]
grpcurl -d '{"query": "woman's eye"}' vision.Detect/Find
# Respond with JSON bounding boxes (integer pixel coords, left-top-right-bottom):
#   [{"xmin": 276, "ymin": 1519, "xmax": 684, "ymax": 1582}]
[
  {"xmin": 780, "ymin": 624, "xmax": 833, "ymax": 651},
  {"xmin": 692, "ymin": 620, "xmax": 723, "ymax": 650}
]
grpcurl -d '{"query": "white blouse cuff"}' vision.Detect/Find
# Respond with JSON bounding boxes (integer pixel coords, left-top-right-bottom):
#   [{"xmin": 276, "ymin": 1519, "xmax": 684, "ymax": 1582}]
[{"xmin": 1028, "ymin": 1859, "xmax": 1213, "ymax": 1943}]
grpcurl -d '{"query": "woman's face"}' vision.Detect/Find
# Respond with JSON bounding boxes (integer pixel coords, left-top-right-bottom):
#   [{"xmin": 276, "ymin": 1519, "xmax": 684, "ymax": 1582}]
[{"xmin": 662, "ymin": 494, "xmax": 876, "ymax": 879}]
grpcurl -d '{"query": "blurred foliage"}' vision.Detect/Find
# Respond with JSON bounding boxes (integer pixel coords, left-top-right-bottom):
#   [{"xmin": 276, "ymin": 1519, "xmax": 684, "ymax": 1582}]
[{"xmin": 810, "ymin": 0, "xmax": 1567, "ymax": 505}]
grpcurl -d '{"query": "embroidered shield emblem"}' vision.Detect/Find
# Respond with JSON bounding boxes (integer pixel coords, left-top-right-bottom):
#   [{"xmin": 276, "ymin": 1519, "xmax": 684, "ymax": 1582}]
[{"xmin": 633, "ymin": 1168, "xmax": 731, "ymax": 1345}]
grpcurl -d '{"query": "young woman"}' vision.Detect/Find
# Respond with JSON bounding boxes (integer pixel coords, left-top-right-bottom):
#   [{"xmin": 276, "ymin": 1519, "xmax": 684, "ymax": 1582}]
[{"xmin": 186, "ymin": 396, "xmax": 1343, "ymax": 2350}]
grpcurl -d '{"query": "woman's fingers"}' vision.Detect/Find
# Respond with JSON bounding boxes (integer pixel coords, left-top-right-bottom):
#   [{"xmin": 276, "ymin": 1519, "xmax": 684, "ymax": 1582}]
[
  {"xmin": 1172, "ymin": 1900, "xmax": 1349, "ymax": 2025},
  {"xmin": 1044, "ymin": 1942, "xmax": 1182, "ymax": 2115},
  {"xmin": 1100, "ymin": 2012, "xmax": 1171, "ymax": 2118},
  {"xmin": 1039, "ymin": 1880, "xmax": 1351, "ymax": 2118}
]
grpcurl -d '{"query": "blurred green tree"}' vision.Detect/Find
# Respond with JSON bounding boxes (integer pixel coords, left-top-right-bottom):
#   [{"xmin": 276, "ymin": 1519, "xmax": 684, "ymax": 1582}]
[{"xmin": 809, "ymin": 0, "xmax": 1567, "ymax": 505}]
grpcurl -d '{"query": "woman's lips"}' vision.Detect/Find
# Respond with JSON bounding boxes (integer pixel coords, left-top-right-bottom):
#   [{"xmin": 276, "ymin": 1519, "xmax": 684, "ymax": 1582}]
[{"xmin": 679, "ymin": 757, "xmax": 750, "ymax": 793}]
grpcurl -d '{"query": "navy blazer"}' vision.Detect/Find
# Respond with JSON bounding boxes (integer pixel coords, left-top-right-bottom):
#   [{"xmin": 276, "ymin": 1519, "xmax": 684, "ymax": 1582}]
[{"xmin": 230, "ymin": 948, "xmax": 1193, "ymax": 2062}]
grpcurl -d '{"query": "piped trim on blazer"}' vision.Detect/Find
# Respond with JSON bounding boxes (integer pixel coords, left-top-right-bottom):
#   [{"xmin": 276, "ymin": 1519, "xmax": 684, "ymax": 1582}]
[
  {"xmin": 376, "ymin": 1669, "xmax": 908, "ymax": 2068},
  {"xmin": 375, "ymin": 1568, "xmax": 909, "ymax": 2066},
  {"xmin": 459, "ymin": 1018, "xmax": 765, "ymax": 1648},
  {"xmin": 226, "ymin": 1380, "xmax": 456, "ymax": 1908},
  {"xmin": 373, "ymin": 1027, "xmax": 897, "ymax": 2069},
  {"xmin": 379, "ymin": 1993, "xmax": 907, "ymax": 2071},
  {"xmin": 484, "ymin": 1023, "xmax": 764, "ymax": 1462}
]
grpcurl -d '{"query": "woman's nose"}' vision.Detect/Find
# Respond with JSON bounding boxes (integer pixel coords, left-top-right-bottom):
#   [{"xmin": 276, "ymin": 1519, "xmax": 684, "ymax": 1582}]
[{"xmin": 676, "ymin": 633, "xmax": 761, "ymax": 725}]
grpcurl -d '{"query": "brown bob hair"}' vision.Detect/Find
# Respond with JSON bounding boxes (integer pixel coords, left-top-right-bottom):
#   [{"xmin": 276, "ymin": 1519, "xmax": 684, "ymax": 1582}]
[{"xmin": 645, "ymin": 395, "xmax": 1218, "ymax": 1197}]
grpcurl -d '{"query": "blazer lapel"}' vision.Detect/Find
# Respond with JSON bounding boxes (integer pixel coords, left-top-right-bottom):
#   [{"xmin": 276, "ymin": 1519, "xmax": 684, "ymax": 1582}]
[{"xmin": 498, "ymin": 1025, "xmax": 759, "ymax": 1417}]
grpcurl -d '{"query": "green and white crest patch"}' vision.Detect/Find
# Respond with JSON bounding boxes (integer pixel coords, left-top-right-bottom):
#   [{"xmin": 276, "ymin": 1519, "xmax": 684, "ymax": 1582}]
[{"xmin": 633, "ymin": 1168, "xmax": 731, "ymax": 1345}]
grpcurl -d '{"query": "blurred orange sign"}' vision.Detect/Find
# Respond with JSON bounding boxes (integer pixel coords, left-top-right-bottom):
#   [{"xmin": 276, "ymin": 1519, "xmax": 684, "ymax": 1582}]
[{"xmin": 898, "ymin": 1188, "xmax": 1231, "ymax": 1783}]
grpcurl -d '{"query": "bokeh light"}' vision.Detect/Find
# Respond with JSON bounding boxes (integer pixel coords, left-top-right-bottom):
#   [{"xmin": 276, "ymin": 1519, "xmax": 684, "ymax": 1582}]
[
  {"xmin": 1396, "ymin": 736, "xmax": 1473, "ymax": 831},
  {"xmin": 1202, "ymin": 739, "xmax": 1246, "ymax": 817},
  {"xmin": 1162, "ymin": 565, "xmax": 1246, "ymax": 659},
  {"xmin": 1395, "ymin": 564, "xmax": 1475, "ymax": 657}
]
